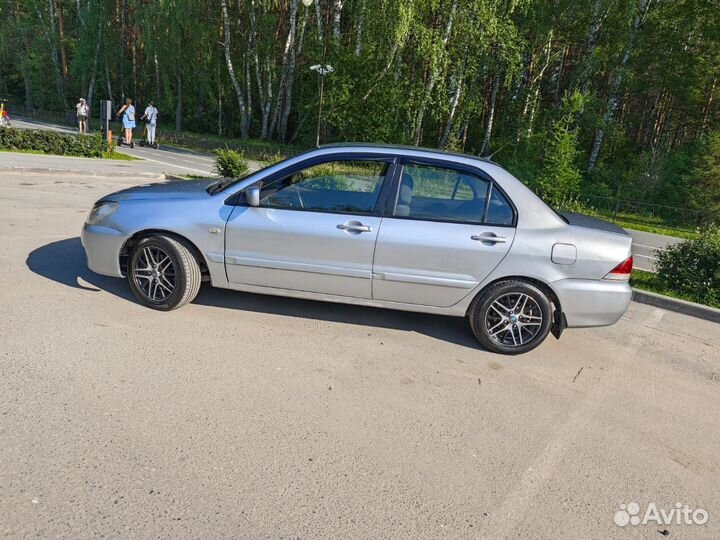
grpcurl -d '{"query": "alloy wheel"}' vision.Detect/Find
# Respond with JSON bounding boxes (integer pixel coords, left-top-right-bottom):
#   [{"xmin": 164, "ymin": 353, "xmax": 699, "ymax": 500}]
[
  {"xmin": 485, "ymin": 292, "xmax": 543, "ymax": 348},
  {"xmin": 132, "ymin": 246, "xmax": 176, "ymax": 302}
]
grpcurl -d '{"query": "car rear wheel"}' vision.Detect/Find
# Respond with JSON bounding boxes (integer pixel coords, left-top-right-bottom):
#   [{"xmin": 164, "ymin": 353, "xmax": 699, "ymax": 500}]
[
  {"xmin": 468, "ymin": 280, "xmax": 552, "ymax": 355},
  {"xmin": 127, "ymin": 235, "xmax": 201, "ymax": 311}
]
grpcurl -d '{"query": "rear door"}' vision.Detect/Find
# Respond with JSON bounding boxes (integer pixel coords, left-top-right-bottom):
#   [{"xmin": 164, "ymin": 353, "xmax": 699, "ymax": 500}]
[
  {"xmin": 372, "ymin": 160, "xmax": 516, "ymax": 307},
  {"xmin": 224, "ymin": 156, "xmax": 394, "ymax": 299}
]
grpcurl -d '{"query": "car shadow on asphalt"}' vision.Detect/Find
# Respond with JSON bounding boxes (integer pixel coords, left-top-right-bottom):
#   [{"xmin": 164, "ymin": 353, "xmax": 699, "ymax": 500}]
[{"xmin": 27, "ymin": 237, "xmax": 483, "ymax": 350}]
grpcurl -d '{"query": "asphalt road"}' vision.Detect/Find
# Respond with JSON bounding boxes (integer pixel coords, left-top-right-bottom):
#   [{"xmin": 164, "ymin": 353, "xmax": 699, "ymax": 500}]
[
  {"xmin": 627, "ymin": 228, "xmax": 684, "ymax": 272},
  {"xmin": 1, "ymin": 169, "xmax": 719, "ymax": 539}
]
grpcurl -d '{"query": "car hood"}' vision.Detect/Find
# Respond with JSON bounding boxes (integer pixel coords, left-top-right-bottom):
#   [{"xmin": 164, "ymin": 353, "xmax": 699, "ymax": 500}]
[{"xmin": 99, "ymin": 179, "xmax": 217, "ymax": 202}]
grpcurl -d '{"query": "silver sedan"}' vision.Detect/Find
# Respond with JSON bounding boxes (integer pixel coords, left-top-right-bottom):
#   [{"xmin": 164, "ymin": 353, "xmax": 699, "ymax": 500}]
[{"xmin": 82, "ymin": 144, "xmax": 633, "ymax": 354}]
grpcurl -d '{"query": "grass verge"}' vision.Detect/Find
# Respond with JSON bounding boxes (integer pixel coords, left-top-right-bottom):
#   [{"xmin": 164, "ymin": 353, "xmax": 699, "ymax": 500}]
[
  {"xmin": 103, "ymin": 151, "xmax": 140, "ymax": 161},
  {"xmin": 607, "ymin": 218, "xmax": 699, "ymax": 240},
  {"xmin": 631, "ymin": 269, "xmax": 719, "ymax": 308}
]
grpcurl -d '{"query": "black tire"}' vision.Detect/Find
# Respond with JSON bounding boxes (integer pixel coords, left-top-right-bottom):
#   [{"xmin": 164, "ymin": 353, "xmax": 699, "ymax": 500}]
[
  {"xmin": 127, "ymin": 235, "xmax": 202, "ymax": 311},
  {"xmin": 130, "ymin": 141, "xmax": 135, "ymax": 149},
  {"xmin": 468, "ymin": 280, "xmax": 553, "ymax": 355}
]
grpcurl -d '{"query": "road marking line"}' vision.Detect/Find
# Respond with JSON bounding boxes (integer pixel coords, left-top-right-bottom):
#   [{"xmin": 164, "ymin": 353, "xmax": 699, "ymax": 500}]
[
  {"xmin": 632, "ymin": 243, "xmax": 667, "ymax": 251},
  {"xmin": 131, "ymin": 154, "xmax": 213, "ymax": 175},
  {"xmin": 633, "ymin": 253, "xmax": 658, "ymax": 260}
]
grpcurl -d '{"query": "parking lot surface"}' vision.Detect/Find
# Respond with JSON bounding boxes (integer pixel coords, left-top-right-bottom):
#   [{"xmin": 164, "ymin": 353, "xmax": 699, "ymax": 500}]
[{"xmin": 1, "ymin": 171, "xmax": 719, "ymax": 539}]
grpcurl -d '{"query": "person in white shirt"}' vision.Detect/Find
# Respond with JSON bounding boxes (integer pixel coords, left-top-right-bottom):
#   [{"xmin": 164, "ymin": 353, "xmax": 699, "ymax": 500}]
[
  {"xmin": 141, "ymin": 101, "xmax": 159, "ymax": 146},
  {"xmin": 75, "ymin": 98, "xmax": 89, "ymax": 134}
]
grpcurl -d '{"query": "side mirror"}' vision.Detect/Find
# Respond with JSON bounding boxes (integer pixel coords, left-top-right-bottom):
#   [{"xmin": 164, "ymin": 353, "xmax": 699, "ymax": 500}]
[{"xmin": 246, "ymin": 185, "xmax": 260, "ymax": 207}]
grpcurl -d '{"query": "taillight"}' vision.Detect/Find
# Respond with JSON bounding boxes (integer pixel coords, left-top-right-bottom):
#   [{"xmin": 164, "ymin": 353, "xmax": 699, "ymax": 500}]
[{"xmin": 604, "ymin": 256, "xmax": 633, "ymax": 281}]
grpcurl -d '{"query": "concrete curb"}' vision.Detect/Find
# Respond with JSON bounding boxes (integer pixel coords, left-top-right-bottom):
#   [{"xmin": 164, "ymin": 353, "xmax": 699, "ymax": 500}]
[
  {"xmin": 0, "ymin": 166, "xmax": 165, "ymax": 179},
  {"xmin": 632, "ymin": 289, "xmax": 720, "ymax": 323}
]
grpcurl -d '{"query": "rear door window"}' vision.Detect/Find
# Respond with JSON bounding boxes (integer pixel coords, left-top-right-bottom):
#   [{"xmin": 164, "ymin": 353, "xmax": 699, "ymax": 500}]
[{"xmin": 393, "ymin": 163, "xmax": 490, "ymax": 224}]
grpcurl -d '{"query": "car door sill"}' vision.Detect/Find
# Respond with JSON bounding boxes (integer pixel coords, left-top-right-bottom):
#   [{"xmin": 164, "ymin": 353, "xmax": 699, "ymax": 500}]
[
  {"xmin": 224, "ymin": 255, "xmax": 371, "ymax": 279},
  {"xmin": 373, "ymin": 271, "xmax": 477, "ymax": 289}
]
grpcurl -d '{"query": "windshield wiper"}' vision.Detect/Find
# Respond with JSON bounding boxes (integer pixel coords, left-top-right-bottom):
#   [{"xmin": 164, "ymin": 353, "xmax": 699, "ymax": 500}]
[{"xmin": 206, "ymin": 179, "xmax": 233, "ymax": 195}]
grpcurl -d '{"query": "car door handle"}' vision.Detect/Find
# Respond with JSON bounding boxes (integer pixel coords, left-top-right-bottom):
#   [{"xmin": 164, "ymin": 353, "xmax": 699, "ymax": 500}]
[
  {"xmin": 471, "ymin": 233, "xmax": 507, "ymax": 244},
  {"xmin": 337, "ymin": 222, "xmax": 372, "ymax": 233}
]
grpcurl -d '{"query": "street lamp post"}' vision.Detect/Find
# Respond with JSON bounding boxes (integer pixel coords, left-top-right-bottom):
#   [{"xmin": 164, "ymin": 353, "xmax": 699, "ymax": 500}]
[
  {"xmin": 310, "ymin": 64, "xmax": 334, "ymax": 147},
  {"xmin": 302, "ymin": 0, "xmax": 333, "ymax": 147}
]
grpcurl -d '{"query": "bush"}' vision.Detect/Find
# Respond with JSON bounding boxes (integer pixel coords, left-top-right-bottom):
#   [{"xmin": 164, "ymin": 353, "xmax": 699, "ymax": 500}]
[
  {"xmin": 655, "ymin": 225, "xmax": 720, "ymax": 307},
  {"xmin": 0, "ymin": 127, "xmax": 109, "ymax": 157},
  {"xmin": 214, "ymin": 147, "xmax": 249, "ymax": 178}
]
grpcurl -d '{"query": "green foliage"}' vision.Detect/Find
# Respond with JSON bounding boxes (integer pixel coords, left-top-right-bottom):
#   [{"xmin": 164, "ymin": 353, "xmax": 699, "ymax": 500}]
[
  {"xmin": 688, "ymin": 132, "xmax": 720, "ymax": 217},
  {"xmin": 551, "ymin": 195, "xmax": 598, "ymax": 216},
  {"xmin": 654, "ymin": 226, "xmax": 720, "ymax": 308},
  {"xmin": 214, "ymin": 148, "xmax": 249, "ymax": 179},
  {"xmin": 536, "ymin": 92, "xmax": 587, "ymax": 205},
  {"xmin": 0, "ymin": 128, "xmax": 108, "ymax": 157}
]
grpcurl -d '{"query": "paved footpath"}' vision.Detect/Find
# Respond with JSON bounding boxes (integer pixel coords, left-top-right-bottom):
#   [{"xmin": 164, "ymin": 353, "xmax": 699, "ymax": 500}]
[{"xmin": 9, "ymin": 116, "xmax": 246, "ymax": 177}]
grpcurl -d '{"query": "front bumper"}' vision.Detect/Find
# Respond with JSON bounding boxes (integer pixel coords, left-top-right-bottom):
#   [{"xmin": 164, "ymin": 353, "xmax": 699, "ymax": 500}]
[
  {"xmin": 81, "ymin": 223, "xmax": 128, "ymax": 277},
  {"xmin": 551, "ymin": 278, "xmax": 632, "ymax": 328}
]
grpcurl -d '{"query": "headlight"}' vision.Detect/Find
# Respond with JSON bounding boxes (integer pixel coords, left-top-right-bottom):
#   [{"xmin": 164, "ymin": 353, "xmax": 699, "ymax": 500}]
[{"xmin": 86, "ymin": 202, "xmax": 119, "ymax": 225}]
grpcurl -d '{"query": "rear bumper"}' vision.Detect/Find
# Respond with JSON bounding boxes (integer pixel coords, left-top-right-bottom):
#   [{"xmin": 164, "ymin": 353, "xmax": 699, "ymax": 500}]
[
  {"xmin": 81, "ymin": 223, "xmax": 127, "ymax": 278},
  {"xmin": 551, "ymin": 278, "xmax": 632, "ymax": 328}
]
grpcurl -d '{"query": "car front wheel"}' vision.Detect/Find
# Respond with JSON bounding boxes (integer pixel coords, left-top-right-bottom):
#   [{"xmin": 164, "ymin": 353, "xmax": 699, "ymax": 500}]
[
  {"xmin": 127, "ymin": 235, "xmax": 201, "ymax": 310},
  {"xmin": 468, "ymin": 280, "xmax": 553, "ymax": 355}
]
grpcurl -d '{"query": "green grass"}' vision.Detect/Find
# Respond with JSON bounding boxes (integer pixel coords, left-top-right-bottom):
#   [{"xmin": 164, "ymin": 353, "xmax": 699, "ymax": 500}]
[
  {"xmin": 0, "ymin": 148, "xmax": 48, "ymax": 156},
  {"xmin": 2, "ymin": 147, "xmax": 135, "ymax": 161},
  {"xmin": 161, "ymin": 130, "xmax": 297, "ymax": 163},
  {"xmin": 103, "ymin": 150, "xmax": 140, "ymax": 161},
  {"xmin": 631, "ymin": 269, "xmax": 719, "ymax": 308},
  {"xmin": 609, "ymin": 218, "xmax": 699, "ymax": 239}
]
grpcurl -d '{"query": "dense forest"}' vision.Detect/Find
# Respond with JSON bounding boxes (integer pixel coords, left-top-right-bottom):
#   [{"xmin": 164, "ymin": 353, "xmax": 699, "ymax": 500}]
[{"xmin": 1, "ymin": 0, "xmax": 719, "ymax": 217}]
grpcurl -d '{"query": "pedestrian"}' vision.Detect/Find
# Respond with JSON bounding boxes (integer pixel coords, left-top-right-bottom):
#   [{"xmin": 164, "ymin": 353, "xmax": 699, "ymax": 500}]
[
  {"xmin": 75, "ymin": 98, "xmax": 89, "ymax": 134},
  {"xmin": 141, "ymin": 100, "xmax": 159, "ymax": 147},
  {"xmin": 116, "ymin": 97, "xmax": 136, "ymax": 148}
]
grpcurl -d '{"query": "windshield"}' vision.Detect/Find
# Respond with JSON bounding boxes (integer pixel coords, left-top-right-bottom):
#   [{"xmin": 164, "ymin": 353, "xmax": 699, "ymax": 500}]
[{"xmin": 205, "ymin": 156, "xmax": 296, "ymax": 195}]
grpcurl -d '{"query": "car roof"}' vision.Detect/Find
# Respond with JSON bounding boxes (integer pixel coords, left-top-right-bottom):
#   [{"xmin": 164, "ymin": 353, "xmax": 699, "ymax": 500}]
[{"xmin": 318, "ymin": 142, "xmax": 497, "ymax": 165}]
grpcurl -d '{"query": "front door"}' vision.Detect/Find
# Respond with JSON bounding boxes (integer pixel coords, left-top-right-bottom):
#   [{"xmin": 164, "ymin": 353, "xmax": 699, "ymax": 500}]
[
  {"xmin": 372, "ymin": 161, "xmax": 516, "ymax": 307},
  {"xmin": 224, "ymin": 158, "xmax": 393, "ymax": 299}
]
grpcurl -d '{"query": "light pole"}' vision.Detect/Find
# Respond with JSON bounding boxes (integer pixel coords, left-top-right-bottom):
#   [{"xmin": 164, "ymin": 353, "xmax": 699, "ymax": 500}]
[
  {"xmin": 302, "ymin": 0, "xmax": 333, "ymax": 147},
  {"xmin": 310, "ymin": 64, "xmax": 334, "ymax": 147}
]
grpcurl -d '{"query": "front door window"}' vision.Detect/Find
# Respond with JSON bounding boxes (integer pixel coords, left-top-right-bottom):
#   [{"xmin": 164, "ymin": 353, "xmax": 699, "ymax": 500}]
[{"xmin": 259, "ymin": 160, "xmax": 389, "ymax": 215}]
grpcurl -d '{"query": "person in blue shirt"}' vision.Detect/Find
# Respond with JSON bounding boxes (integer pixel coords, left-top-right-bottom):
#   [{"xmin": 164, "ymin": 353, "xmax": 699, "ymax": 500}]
[{"xmin": 117, "ymin": 97, "xmax": 136, "ymax": 147}]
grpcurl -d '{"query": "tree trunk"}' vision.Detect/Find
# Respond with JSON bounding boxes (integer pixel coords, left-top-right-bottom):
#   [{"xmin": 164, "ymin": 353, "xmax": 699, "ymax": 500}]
[
  {"xmin": 480, "ymin": 76, "xmax": 500, "ymax": 156},
  {"xmin": 105, "ymin": 61, "xmax": 114, "ymax": 104},
  {"xmin": 220, "ymin": 0, "xmax": 249, "ymax": 138},
  {"xmin": 439, "ymin": 71, "xmax": 464, "ymax": 148},
  {"xmin": 175, "ymin": 69, "xmax": 183, "ymax": 132},
  {"xmin": 55, "ymin": 0, "xmax": 69, "ymax": 78},
  {"xmin": 333, "ymin": 0, "xmax": 343, "ymax": 43},
  {"xmin": 579, "ymin": 0, "xmax": 604, "ymax": 94},
  {"xmin": 154, "ymin": 52, "xmax": 161, "ymax": 99},
  {"xmin": 354, "ymin": 0, "xmax": 365, "ymax": 57},
  {"xmin": 281, "ymin": 7, "xmax": 306, "ymax": 141},
  {"xmin": 269, "ymin": 0, "xmax": 298, "ymax": 139},
  {"xmin": 21, "ymin": 57, "xmax": 34, "ymax": 110},
  {"xmin": 587, "ymin": 0, "xmax": 652, "ymax": 172},
  {"xmin": 42, "ymin": 2, "xmax": 67, "ymax": 108},
  {"xmin": 412, "ymin": 0, "xmax": 459, "ymax": 146}
]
